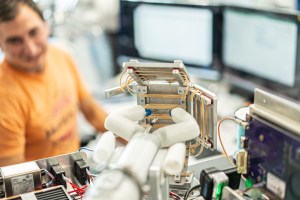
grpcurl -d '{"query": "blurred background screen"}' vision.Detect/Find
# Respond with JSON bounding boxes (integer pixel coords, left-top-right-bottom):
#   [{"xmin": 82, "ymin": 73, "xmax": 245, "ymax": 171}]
[
  {"xmin": 118, "ymin": 0, "xmax": 223, "ymax": 80},
  {"xmin": 222, "ymin": 6, "xmax": 300, "ymax": 100},
  {"xmin": 134, "ymin": 4, "xmax": 213, "ymax": 67}
]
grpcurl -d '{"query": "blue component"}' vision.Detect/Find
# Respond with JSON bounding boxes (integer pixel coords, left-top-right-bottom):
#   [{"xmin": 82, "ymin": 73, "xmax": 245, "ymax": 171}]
[
  {"xmin": 237, "ymin": 125, "xmax": 245, "ymax": 151},
  {"xmin": 145, "ymin": 109, "xmax": 152, "ymax": 116}
]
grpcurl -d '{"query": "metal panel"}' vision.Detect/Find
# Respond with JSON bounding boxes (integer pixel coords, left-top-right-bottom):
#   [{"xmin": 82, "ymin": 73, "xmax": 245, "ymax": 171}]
[{"xmin": 250, "ymin": 88, "xmax": 300, "ymax": 136}]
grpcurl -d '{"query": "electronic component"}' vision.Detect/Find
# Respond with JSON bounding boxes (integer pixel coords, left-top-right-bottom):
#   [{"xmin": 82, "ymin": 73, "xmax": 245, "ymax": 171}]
[
  {"xmin": 243, "ymin": 89, "xmax": 300, "ymax": 199},
  {"xmin": 236, "ymin": 150, "xmax": 248, "ymax": 175},
  {"xmin": 200, "ymin": 167, "xmax": 219, "ymax": 200},
  {"xmin": 6, "ymin": 185, "xmax": 72, "ymax": 200},
  {"xmin": 223, "ymin": 167, "xmax": 241, "ymax": 190},
  {"xmin": 236, "ymin": 136, "xmax": 248, "ymax": 175},
  {"xmin": 47, "ymin": 159, "xmax": 66, "ymax": 188},
  {"xmin": 0, "ymin": 152, "xmax": 89, "ymax": 199},
  {"xmin": 266, "ymin": 172, "xmax": 286, "ymax": 199},
  {"xmin": 0, "ymin": 173, "xmax": 4, "ymax": 198},
  {"xmin": 200, "ymin": 167, "xmax": 240, "ymax": 200},
  {"xmin": 71, "ymin": 153, "xmax": 90, "ymax": 185},
  {"xmin": 211, "ymin": 172, "xmax": 228, "ymax": 200},
  {"xmin": 234, "ymin": 108, "xmax": 249, "ymax": 151},
  {"xmin": 285, "ymin": 157, "xmax": 300, "ymax": 200},
  {"xmin": 221, "ymin": 186, "xmax": 245, "ymax": 200},
  {"xmin": 199, "ymin": 167, "xmax": 229, "ymax": 200},
  {"xmin": 0, "ymin": 162, "xmax": 42, "ymax": 198}
]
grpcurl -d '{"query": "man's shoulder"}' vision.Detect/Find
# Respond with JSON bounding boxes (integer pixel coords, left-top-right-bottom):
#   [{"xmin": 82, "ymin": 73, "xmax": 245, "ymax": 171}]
[
  {"xmin": 0, "ymin": 62, "xmax": 24, "ymax": 99},
  {"xmin": 0, "ymin": 85, "xmax": 20, "ymax": 104},
  {"xmin": 0, "ymin": 78, "xmax": 21, "ymax": 100},
  {"xmin": 0, "ymin": 61, "xmax": 14, "ymax": 85}
]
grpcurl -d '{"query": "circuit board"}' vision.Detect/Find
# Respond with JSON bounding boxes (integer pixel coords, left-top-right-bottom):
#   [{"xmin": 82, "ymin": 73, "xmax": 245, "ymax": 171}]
[{"xmin": 246, "ymin": 115, "xmax": 300, "ymax": 182}]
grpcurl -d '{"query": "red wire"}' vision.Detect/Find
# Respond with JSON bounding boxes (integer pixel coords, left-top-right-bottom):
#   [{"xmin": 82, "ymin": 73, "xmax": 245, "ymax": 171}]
[
  {"xmin": 66, "ymin": 178, "xmax": 89, "ymax": 199},
  {"xmin": 169, "ymin": 192, "xmax": 178, "ymax": 200},
  {"xmin": 89, "ymin": 175, "xmax": 94, "ymax": 183}
]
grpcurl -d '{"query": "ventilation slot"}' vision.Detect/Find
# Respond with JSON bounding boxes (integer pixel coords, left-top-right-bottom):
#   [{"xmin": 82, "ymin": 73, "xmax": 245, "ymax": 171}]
[
  {"xmin": 7, "ymin": 186, "xmax": 71, "ymax": 200},
  {"xmin": 35, "ymin": 187, "xmax": 70, "ymax": 200}
]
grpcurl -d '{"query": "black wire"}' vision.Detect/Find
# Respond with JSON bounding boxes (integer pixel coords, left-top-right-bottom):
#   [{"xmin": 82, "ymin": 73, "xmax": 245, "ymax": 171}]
[{"xmin": 183, "ymin": 184, "xmax": 201, "ymax": 200}]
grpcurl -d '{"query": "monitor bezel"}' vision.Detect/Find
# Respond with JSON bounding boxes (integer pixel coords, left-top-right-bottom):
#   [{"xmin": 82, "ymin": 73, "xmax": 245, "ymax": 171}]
[
  {"xmin": 117, "ymin": 0, "xmax": 223, "ymax": 79},
  {"xmin": 222, "ymin": 5, "xmax": 300, "ymax": 100}
]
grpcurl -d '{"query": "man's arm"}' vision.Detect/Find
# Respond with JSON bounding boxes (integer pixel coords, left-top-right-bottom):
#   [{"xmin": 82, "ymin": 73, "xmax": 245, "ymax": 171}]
[
  {"xmin": 0, "ymin": 155, "xmax": 24, "ymax": 167},
  {"xmin": 64, "ymin": 50, "xmax": 127, "ymax": 144},
  {"xmin": 0, "ymin": 92, "xmax": 26, "ymax": 166},
  {"xmin": 80, "ymin": 96, "xmax": 127, "ymax": 145},
  {"xmin": 80, "ymin": 96, "xmax": 108, "ymax": 133}
]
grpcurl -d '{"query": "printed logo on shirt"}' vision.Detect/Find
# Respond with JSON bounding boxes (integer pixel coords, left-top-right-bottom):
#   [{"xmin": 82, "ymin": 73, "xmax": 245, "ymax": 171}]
[{"xmin": 45, "ymin": 108, "xmax": 76, "ymax": 139}]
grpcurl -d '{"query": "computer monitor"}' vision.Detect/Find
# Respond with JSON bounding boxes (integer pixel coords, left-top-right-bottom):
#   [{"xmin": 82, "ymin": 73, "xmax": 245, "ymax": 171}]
[
  {"xmin": 222, "ymin": 6, "xmax": 300, "ymax": 100},
  {"xmin": 117, "ymin": 0, "xmax": 223, "ymax": 80}
]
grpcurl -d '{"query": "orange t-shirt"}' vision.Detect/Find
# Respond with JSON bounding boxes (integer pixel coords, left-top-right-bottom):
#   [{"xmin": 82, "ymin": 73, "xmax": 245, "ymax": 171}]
[{"xmin": 0, "ymin": 45, "xmax": 93, "ymax": 166}]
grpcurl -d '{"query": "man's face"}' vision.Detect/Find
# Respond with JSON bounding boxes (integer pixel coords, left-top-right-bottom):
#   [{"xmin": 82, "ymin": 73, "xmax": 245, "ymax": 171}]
[{"xmin": 0, "ymin": 4, "xmax": 49, "ymax": 73}]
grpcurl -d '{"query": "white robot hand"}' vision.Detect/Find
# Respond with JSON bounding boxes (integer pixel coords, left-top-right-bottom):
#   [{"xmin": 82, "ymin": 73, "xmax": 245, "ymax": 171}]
[{"xmin": 85, "ymin": 105, "xmax": 199, "ymax": 200}]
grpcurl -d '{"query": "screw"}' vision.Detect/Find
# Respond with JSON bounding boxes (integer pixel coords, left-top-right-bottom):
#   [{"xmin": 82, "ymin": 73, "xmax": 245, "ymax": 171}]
[{"xmin": 263, "ymin": 99, "xmax": 267, "ymax": 104}]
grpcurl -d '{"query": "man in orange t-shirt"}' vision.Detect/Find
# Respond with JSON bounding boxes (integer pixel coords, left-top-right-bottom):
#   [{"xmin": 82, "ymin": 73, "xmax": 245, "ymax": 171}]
[{"xmin": 0, "ymin": 0, "xmax": 109, "ymax": 166}]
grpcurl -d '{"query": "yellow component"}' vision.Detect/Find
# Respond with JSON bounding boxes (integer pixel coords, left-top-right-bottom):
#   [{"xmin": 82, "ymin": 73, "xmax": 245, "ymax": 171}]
[{"xmin": 237, "ymin": 150, "xmax": 248, "ymax": 174}]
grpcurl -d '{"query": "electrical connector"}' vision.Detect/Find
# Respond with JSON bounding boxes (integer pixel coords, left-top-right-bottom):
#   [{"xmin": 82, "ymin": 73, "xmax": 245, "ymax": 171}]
[
  {"xmin": 47, "ymin": 158, "xmax": 66, "ymax": 188},
  {"xmin": 71, "ymin": 153, "xmax": 90, "ymax": 185},
  {"xmin": 211, "ymin": 172, "xmax": 228, "ymax": 200},
  {"xmin": 74, "ymin": 160, "xmax": 89, "ymax": 185},
  {"xmin": 236, "ymin": 150, "xmax": 248, "ymax": 174},
  {"xmin": 223, "ymin": 167, "xmax": 241, "ymax": 189},
  {"xmin": 200, "ymin": 167, "xmax": 219, "ymax": 200}
]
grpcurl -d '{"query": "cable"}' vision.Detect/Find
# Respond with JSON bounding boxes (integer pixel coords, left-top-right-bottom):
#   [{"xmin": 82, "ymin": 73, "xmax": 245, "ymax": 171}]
[
  {"xmin": 217, "ymin": 117, "xmax": 237, "ymax": 167},
  {"xmin": 170, "ymin": 191, "xmax": 183, "ymax": 200},
  {"xmin": 42, "ymin": 168, "xmax": 55, "ymax": 180},
  {"xmin": 183, "ymin": 85, "xmax": 190, "ymax": 99},
  {"xmin": 78, "ymin": 147, "xmax": 93, "ymax": 152},
  {"xmin": 86, "ymin": 169, "xmax": 95, "ymax": 184},
  {"xmin": 218, "ymin": 117, "xmax": 250, "ymax": 182},
  {"xmin": 193, "ymin": 97, "xmax": 206, "ymax": 158},
  {"xmin": 184, "ymin": 184, "xmax": 201, "ymax": 200},
  {"xmin": 117, "ymin": 73, "xmax": 135, "ymax": 94},
  {"xmin": 187, "ymin": 89, "xmax": 205, "ymax": 157},
  {"xmin": 119, "ymin": 69, "xmax": 127, "ymax": 93},
  {"xmin": 63, "ymin": 174, "xmax": 88, "ymax": 200},
  {"xmin": 125, "ymin": 77, "xmax": 135, "ymax": 95}
]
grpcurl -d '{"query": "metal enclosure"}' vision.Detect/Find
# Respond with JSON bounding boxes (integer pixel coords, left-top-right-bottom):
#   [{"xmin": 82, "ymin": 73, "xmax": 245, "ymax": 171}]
[{"xmin": 105, "ymin": 60, "xmax": 218, "ymax": 197}]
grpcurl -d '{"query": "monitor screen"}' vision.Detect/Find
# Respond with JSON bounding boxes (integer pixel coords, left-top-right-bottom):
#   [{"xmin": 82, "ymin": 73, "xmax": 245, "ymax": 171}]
[
  {"xmin": 118, "ymin": 0, "xmax": 222, "ymax": 80},
  {"xmin": 222, "ymin": 6, "xmax": 300, "ymax": 99},
  {"xmin": 134, "ymin": 4, "xmax": 212, "ymax": 66}
]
